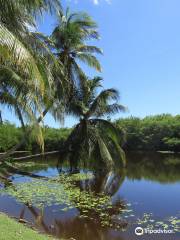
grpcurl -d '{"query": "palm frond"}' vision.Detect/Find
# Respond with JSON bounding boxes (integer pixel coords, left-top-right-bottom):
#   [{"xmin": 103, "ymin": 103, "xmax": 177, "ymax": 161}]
[
  {"xmin": 87, "ymin": 88, "xmax": 121, "ymax": 118},
  {"xmin": 0, "ymin": 23, "xmax": 46, "ymax": 93},
  {"xmin": 92, "ymin": 119, "xmax": 126, "ymax": 167},
  {"xmin": 97, "ymin": 137, "xmax": 114, "ymax": 168},
  {"xmin": 77, "ymin": 53, "xmax": 101, "ymax": 72},
  {"xmin": 76, "ymin": 45, "xmax": 103, "ymax": 54},
  {"xmin": 94, "ymin": 103, "xmax": 126, "ymax": 117}
]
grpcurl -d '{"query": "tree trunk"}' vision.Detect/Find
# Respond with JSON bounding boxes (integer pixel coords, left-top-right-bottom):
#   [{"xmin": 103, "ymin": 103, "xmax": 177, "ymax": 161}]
[
  {"xmin": 13, "ymin": 150, "xmax": 59, "ymax": 161},
  {"xmin": 0, "ymin": 110, "xmax": 3, "ymax": 124}
]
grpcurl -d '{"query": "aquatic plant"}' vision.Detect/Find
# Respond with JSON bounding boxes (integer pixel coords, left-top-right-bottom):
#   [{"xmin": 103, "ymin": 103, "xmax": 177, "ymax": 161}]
[
  {"xmin": 136, "ymin": 212, "xmax": 180, "ymax": 233},
  {"xmin": 0, "ymin": 173, "xmax": 127, "ymax": 229}
]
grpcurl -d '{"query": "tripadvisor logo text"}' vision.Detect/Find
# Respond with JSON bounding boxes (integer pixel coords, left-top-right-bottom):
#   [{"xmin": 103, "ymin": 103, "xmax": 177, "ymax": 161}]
[{"xmin": 135, "ymin": 227, "xmax": 174, "ymax": 235}]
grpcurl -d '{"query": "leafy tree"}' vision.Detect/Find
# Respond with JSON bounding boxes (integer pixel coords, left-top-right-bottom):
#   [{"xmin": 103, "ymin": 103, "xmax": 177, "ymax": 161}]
[
  {"xmin": 0, "ymin": 122, "xmax": 22, "ymax": 152},
  {"xmin": 116, "ymin": 114, "xmax": 180, "ymax": 152}
]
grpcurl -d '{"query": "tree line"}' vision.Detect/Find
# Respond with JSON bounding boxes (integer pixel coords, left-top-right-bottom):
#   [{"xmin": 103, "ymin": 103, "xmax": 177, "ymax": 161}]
[
  {"xmin": 116, "ymin": 114, "xmax": 180, "ymax": 152},
  {"xmin": 0, "ymin": 121, "xmax": 71, "ymax": 153},
  {"xmin": 1, "ymin": 114, "xmax": 180, "ymax": 154}
]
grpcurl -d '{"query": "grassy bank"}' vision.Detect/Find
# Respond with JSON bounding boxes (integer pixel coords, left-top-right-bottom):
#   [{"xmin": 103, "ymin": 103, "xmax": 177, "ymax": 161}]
[{"xmin": 0, "ymin": 213, "xmax": 55, "ymax": 240}]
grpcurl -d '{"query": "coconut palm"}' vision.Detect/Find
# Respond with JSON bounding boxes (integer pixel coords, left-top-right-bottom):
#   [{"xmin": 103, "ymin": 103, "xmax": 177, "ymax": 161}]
[
  {"xmin": 0, "ymin": 0, "xmax": 61, "ymax": 32},
  {"xmin": 35, "ymin": 8, "xmax": 103, "ymax": 124},
  {"xmin": 62, "ymin": 77, "xmax": 126, "ymax": 170},
  {"xmin": 50, "ymin": 8, "xmax": 102, "ymax": 100},
  {"xmin": 0, "ymin": 0, "xmax": 62, "ymax": 118},
  {"xmin": 0, "ymin": 0, "xmax": 62, "ymax": 161},
  {"xmin": 0, "ymin": 0, "xmax": 62, "ymax": 97}
]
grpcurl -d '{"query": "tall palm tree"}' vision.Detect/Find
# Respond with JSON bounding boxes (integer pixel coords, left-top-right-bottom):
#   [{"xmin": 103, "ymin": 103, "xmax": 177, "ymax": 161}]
[
  {"xmin": 62, "ymin": 77, "xmax": 126, "ymax": 170},
  {"xmin": 50, "ymin": 8, "xmax": 102, "ymax": 100},
  {"xmin": 34, "ymin": 8, "xmax": 103, "ymax": 125}
]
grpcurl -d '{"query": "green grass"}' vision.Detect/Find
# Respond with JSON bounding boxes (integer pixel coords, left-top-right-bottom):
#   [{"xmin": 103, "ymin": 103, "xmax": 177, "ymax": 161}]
[{"xmin": 0, "ymin": 213, "xmax": 56, "ymax": 240}]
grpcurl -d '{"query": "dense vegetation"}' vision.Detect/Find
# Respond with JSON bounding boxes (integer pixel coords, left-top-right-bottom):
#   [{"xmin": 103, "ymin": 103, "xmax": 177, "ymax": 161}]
[
  {"xmin": 116, "ymin": 114, "xmax": 180, "ymax": 152},
  {"xmin": 0, "ymin": 122, "xmax": 71, "ymax": 153},
  {"xmin": 1, "ymin": 114, "xmax": 180, "ymax": 153}
]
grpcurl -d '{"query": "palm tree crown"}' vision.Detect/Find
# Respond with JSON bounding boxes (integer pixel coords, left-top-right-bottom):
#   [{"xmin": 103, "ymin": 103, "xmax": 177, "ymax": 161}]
[
  {"xmin": 63, "ymin": 77, "xmax": 126, "ymax": 170},
  {"xmin": 50, "ymin": 8, "xmax": 102, "ymax": 98}
]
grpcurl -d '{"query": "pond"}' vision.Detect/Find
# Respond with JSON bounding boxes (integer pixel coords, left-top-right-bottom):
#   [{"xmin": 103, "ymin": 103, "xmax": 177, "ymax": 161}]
[{"xmin": 0, "ymin": 152, "xmax": 179, "ymax": 240}]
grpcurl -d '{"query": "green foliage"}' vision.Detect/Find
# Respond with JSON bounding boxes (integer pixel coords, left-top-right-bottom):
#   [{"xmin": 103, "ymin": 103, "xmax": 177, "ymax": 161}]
[
  {"xmin": 126, "ymin": 152, "xmax": 180, "ymax": 183},
  {"xmin": 0, "ymin": 122, "xmax": 22, "ymax": 152},
  {"xmin": 31, "ymin": 126, "xmax": 72, "ymax": 152},
  {"xmin": 63, "ymin": 77, "xmax": 126, "ymax": 169},
  {"xmin": 116, "ymin": 114, "xmax": 180, "ymax": 152},
  {"xmin": 0, "ymin": 0, "xmax": 63, "ymax": 153},
  {"xmin": 136, "ymin": 213, "xmax": 180, "ymax": 233},
  {"xmin": 0, "ymin": 122, "xmax": 71, "ymax": 152},
  {"xmin": 3, "ymin": 114, "xmax": 180, "ymax": 154},
  {"xmin": 49, "ymin": 8, "xmax": 102, "ymax": 104}
]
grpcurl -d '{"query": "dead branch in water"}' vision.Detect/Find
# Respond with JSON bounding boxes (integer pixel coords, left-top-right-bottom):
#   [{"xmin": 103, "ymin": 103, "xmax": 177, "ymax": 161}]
[{"xmin": 10, "ymin": 151, "xmax": 60, "ymax": 161}]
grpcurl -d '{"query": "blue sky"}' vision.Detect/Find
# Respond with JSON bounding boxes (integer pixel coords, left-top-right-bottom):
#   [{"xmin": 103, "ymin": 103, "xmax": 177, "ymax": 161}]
[{"xmin": 4, "ymin": 0, "xmax": 180, "ymax": 127}]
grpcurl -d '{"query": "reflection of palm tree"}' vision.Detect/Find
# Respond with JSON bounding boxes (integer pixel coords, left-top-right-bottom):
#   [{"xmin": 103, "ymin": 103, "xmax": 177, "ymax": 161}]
[
  {"xmin": 54, "ymin": 215, "xmax": 127, "ymax": 240},
  {"xmin": 25, "ymin": 204, "xmax": 50, "ymax": 233},
  {"xmin": 54, "ymin": 216, "xmax": 125, "ymax": 240},
  {"xmin": 100, "ymin": 171, "xmax": 125, "ymax": 196},
  {"xmin": 2, "ymin": 169, "xmax": 127, "ymax": 239},
  {"xmin": 78, "ymin": 170, "xmax": 125, "ymax": 197}
]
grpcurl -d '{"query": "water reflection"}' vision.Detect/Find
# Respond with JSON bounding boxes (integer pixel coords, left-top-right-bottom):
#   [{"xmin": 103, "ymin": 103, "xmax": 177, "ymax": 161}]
[
  {"xmin": 16, "ymin": 203, "xmax": 126, "ymax": 240},
  {"xmin": 126, "ymin": 152, "xmax": 180, "ymax": 183},
  {"xmin": 0, "ymin": 152, "xmax": 179, "ymax": 240}
]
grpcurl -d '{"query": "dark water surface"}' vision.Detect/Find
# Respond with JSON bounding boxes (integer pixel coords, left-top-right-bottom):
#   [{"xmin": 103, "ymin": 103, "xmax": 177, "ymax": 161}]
[{"xmin": 0, "ymin": 152, "xmax": 179, "ymax": 240}]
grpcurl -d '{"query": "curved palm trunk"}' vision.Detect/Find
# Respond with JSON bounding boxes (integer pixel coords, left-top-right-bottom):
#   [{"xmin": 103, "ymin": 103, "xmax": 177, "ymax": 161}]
[
  {"xmin": 0, "ymin": 110, "xmax": 2, "ymax": 124},
  {"xmin": 16, "ymin": 106, "xmax": 25, "ymax": 131}
]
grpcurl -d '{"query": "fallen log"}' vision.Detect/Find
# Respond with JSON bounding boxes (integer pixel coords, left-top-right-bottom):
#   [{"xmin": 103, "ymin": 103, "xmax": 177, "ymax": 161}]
[
  {"xmin": 0, "ymin": 151, "xmax": 30, "ymax": 155},
  {"xmin": 13, "ymin": 151, "xmax": 60, "ymax": 161}
]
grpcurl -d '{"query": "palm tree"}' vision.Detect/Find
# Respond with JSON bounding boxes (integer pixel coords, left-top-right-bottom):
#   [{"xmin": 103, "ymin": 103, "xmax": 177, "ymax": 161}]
[
  {"xmin": 62, "ymin": 77, "xmax": 126, "ymax": 170},
  {"xmin": 0, "ymin": 110, "xmax": 2, "ymax": 124},
  {"xmin": 0, "ymin": 0, "xmax": 62, "ymax": 161},
  {"xmin": 50, "ymin": 8, "xmax": 102, "ymax": 100},
  {"xmin": 0, "ymin": 0, "xmax": 61, "ymax": 32},
  {"xmin": 33, "ymin": 7, "xmax": 103, "ymax": 126}
]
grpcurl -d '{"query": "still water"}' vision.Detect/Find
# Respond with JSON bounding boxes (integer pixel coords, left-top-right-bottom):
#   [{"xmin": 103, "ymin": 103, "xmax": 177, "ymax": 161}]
[{"xmin": 0, "ymin": 152, "xmax": 179, "ymax": 240}]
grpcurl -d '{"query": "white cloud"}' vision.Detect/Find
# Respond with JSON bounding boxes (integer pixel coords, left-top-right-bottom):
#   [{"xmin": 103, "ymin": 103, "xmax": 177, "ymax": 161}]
[
  {"xmin": 93, "ymin": 0, "xmax": 99, "ymax": 4},
  {"xmin": 70, "ymin": 0, "xmax": 112, "ymax": 5},
  {"xmin": 92, "ymin": 0, "xmax": 111, "ymax": 4}
]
